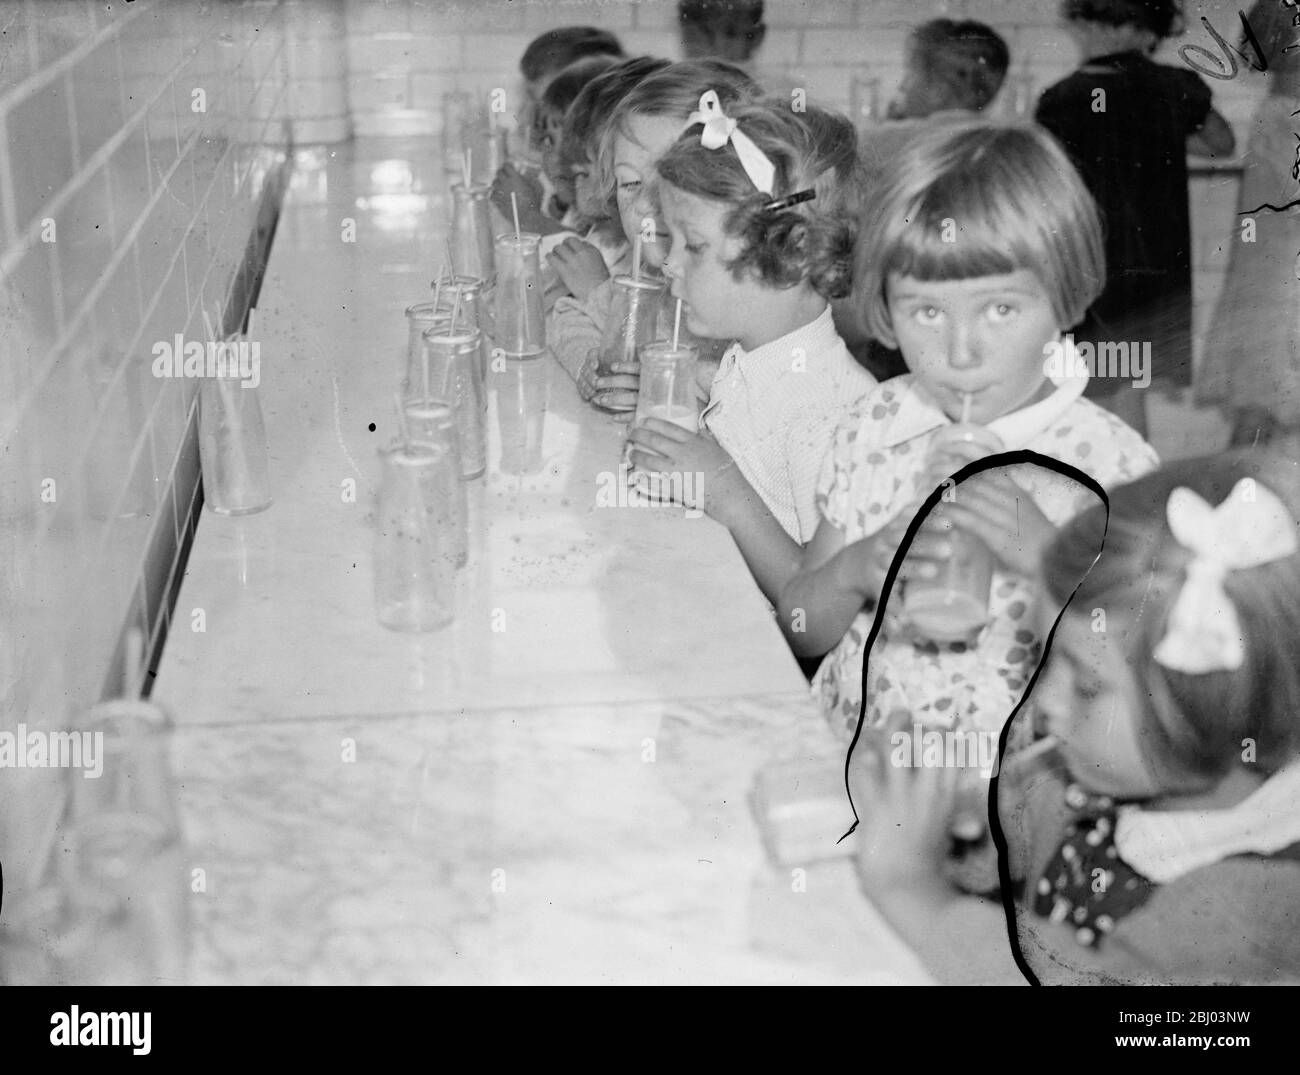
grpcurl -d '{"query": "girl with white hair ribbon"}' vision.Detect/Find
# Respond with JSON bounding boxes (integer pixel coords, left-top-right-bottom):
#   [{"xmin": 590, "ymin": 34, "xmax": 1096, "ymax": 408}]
[
  {"xmin": 626, "ymin": 91, "xmax": 876, "ymax": 606},
  {"xmin": 848, "ymin": 451, "xmax": 1300, "ymax": 985}
]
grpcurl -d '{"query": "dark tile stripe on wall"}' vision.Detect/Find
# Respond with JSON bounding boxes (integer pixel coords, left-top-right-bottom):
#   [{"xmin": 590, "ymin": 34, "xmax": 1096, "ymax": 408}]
[{"xmin": 0, "ymin": 0, "xmax": 292, "ymax": 729}]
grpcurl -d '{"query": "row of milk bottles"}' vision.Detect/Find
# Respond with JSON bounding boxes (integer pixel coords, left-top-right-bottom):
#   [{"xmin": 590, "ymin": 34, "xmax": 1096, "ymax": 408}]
[{"xmin": 376, "ymin": 94, "xmax": 548, "ymax": 632}]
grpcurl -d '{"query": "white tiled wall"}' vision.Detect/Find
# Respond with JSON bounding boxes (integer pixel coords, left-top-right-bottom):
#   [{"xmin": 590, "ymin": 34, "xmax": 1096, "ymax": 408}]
[
  {"xmin": 340, "ymin": 0, "xmax": 1270, "ymax": 134},
  {"xmin": 0, "ymin": 0, "xmax": 293, "ymax": 745}
]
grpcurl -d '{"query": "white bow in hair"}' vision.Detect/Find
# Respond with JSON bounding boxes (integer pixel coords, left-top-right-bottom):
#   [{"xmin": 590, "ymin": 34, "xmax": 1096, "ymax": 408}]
[
  {"xmin": 687, "ymin": 90, "xmax": 776, "ymax": 196},
  {"xmin": 1152, "ymin": 479, "xmax": 1297, "ymax": 675}
]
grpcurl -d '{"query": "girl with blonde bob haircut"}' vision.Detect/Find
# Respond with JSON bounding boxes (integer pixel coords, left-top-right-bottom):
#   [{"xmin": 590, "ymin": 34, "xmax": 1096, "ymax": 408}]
[
  {"xmin": 854, "ymin": 120, "xmax": 1105, "ymax": 351},
  {"xmin": 781, "ymin": 117, "xmax": 1158, "ymax": 737}
]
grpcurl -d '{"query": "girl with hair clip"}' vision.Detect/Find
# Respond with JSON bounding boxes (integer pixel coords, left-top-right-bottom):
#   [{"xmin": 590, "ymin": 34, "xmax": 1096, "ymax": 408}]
[
  {"xmin": 780, "ymin": 120, "xmax": 1158, "ymax": 734},
  {"xmin": 546, "ymin": 59, "xmax": 760, "ymax": 403},
  {"xmin": 850, "ymin": 451, "xmax": 1300, "ymax": 985},
  {"xmin": 625, "ymin": 94, "xmax": 877, "ymax": 602}
]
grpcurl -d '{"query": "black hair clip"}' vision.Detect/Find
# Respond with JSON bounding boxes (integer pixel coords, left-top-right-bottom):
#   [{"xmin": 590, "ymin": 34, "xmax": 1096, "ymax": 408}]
[{"xmin": 761, "ymin": 188, "xmax": 816, "ymax": 213}]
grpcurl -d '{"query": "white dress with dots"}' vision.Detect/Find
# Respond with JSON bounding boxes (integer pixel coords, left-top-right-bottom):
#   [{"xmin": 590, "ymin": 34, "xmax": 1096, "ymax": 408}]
[{"xmin": 813, "ymin": 373, "xmax": 1160, "ymax": 738}]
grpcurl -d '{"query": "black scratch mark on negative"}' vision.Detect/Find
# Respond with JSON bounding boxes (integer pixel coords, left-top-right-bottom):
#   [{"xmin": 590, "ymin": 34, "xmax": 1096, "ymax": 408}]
[
  {"xmin": 1240, "ymin": 199, "xmax": 1300, "ymax": 215},
  {"xmin": 836, "ymin": 448, "xmax": 1111, "ymax": 987}
]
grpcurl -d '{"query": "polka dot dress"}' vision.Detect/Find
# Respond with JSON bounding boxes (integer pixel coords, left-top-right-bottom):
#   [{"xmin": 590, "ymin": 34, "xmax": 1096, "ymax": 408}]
[
  {"xmin": 811, "ymin": 376, "xmax": 1160, "ymax": 739},
  {"xmin": 1032, "ymin": 784, "xmax": 1157, "ymax": 949}
]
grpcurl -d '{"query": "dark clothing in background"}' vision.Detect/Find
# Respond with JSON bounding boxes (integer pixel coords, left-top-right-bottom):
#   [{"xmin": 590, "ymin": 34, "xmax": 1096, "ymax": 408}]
[{"xmin": 1036, "ymin": 51, "xmax": 1213, "ymax": 394}]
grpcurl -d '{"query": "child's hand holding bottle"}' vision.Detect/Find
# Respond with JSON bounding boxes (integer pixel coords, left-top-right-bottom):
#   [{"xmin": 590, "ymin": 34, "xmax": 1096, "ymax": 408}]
[
  {"xmin": 546, "ymin": 237, "xmax": 610, "ymax": 301},
  {"xmin": 625, "ymin": 418, "xmax": 738, "ymax": 517},
  {"xmin": 936, "ymin": 470, "xmax": 1058, "ymax": 579},
  {"xmin": 577, "ymin": 356, "xmax": 640, "ymax": 410},
  {"xmin": 842, "ymin": 513, "xmax": 954, "ymax": 610},
  {"xmin": 490, "ymin": 163, "xmax": 544, "ymax": 220}
]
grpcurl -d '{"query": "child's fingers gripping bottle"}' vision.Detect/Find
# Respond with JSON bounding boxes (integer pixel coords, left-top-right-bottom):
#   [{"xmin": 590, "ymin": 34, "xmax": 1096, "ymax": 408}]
[
  {"xmin": 595, "ymin": 274, "xmax": 666, "ymax": 412},
  {"xmin": 903, "ymin": 393, "xmax": 1004, "ymax": 644}
]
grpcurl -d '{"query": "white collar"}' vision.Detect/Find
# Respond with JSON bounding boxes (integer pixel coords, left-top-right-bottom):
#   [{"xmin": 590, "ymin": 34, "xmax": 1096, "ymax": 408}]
[
  {"xmin": 881, "ymin": 342, "xmax": 1090, "ymax": 451},
  {"xmin": 713, "ymin": 304, "xmax": 837, "ymax": 389},
  {"xmin": 1116, "ymin": 763, "xmax": 1300, "ymax": 883}
]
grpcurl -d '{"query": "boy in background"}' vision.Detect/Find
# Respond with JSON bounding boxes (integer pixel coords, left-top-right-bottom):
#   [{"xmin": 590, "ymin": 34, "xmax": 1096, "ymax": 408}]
[
  {"xmin": 519, "ymin": 26, "xmax": 625, "ymax": 121},
  {"xmin": 497, "ymin": 28, "xmax": 626, "ymax": 243},
  {"xmin": 861, "ymin": 20, "xmax": 1011, "ymax": 184},
  {"xmin": 678, "ymin": 0, "xmax": 766, "ymax": 65}
]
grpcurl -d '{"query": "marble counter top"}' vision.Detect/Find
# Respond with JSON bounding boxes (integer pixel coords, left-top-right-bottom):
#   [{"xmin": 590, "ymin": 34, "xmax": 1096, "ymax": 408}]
[
  {"xmin": 174, "ymin": 694, "xmax": 929, "ymax": 985},
  {"xmin": 153, "ymin": 143, "xmax": 806, "ymax": 724},
  {"xmin": 154, "ymin": 139, "xmax": 928, "ymax": 984}
]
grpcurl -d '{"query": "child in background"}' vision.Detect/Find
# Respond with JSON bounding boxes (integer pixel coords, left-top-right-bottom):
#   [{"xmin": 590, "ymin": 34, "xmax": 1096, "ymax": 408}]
[
  {"xmin": 543, "ymin": 57, "xmax": 672, "ymax": 308},
  {"xmin": 500, "ymin": 54, "xmax": 620, "ymax": 233},
  {"xmin": 678, "ymin": 1, "xmax": 803, "ymax": 108},
  {"xmin": 850, "ymin": 19, "xmax": 1010, "ymax": 383},
  {"xmin": 852, "ymin": 452, "xmax": 1300, "ymax": 985},
  {"xmin": 490, "ymin": 54, "xmax": 622, "ymax": 311},
  {"xmin": 495, "ymin": 27, "xmax": 626, "ymax": 232},
  {"xmin": 517, "ymin": 26, "xmax": 625, "ymax": 135},
  {"xmin": 886, "ymin": 18, "xmax": 1010, "ymax": 122},
  {"xmin": 1197, "ymin": 0, "xmax": 1300, "ymax": 445},
  {"xmin": 626, "ymin": 96, "xmax": 875, "ymax": 599},
  {"xmin": 864, "ymin": 19, "xmax": 1010, "ymax": 186},
  {"xmin": 779, "ymin": 120, "xmax": 1159, "ymax": 736},
  {"xmin": 547, "ymin": 59, "xmax": 760, "ymax": 399},
  {"xmin": 678, "ymin": 0, "xmax": 767, "ymax": 66},
  {"xmin": 1036, "ymin": 0, "xmax": 1236, "ymax": 437}
]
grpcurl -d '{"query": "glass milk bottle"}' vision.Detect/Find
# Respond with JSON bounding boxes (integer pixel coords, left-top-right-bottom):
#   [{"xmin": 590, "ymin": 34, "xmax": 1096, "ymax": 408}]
[
  {"xmin": 598, "ymin": 275, "xmax": 665, "ymax": 375},
  {"xmin": 449, "ymin": 183, "xmax": 496, "ymax": 283},
  {"xmin": 902, "ymin": 423, "xmax": 1004, "ymax": 643},
  {"xmin": 495, "ymin": 357, "xmax": 549, "ymax": 476},
  {"xmin": 374, "ymin": 443, "xmax": 458, "ymax": 632},
  {"xmin": 404, "ymin": 301, "xmax": 447, "ymax": 387},
  {"xmin": 69, "ymin": 699, "xmax": 190, "ymax": 986},
  {"xmin": 199, "ymin": 370, "xmax": 272, "ymax": 516},
  {"xmin": 403, "ymin": 399, "xmax": 469, "ymax": 568},
  {"xmin": 492, "ymin": 233, "xmax": 546, "ymax": 358},
  {"xmin": 422, "ymin": 326, "xmax": 487, "ymax": 478},
  {"xmin": 465, "ymin": 121, "xmax": 509, "ymax": 179},
  {"xmin": 591, "ymin": 275, "xmax": 666, "ymax": 415},
  {"xmin": 405, "ymin": 284, "xmax": 488, "ymax": 405},
  {"xmin": 441, "ymin": 91, "xmax": 474, "ymax": 181},
  {"xmin": 635, "ymin": 341, "xmax": 700, "ymax": 432},
  {"xmin": 432, "ymin": 274, "xmax": 491, "ymax": 384}
]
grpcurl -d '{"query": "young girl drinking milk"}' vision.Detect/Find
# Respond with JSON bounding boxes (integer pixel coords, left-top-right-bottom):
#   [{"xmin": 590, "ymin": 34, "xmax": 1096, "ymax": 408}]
[
  {"xmin": 542, "ymin": 56, "xmax": 672, "ymax": 306},
  {"xmin": 852, "ymin": 452, "xmax": 1300, "ymax": 984},
  {"xmin": 626, "ymin": 95, "xmax": 875, "ymax": 595},
  {"xmin": 547, "ymin": 60, "xmax": 759, "ymax": 403},
  {"xmin": 779, "ymin": 120, "xmax": 1159, "ymax": 736}
]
